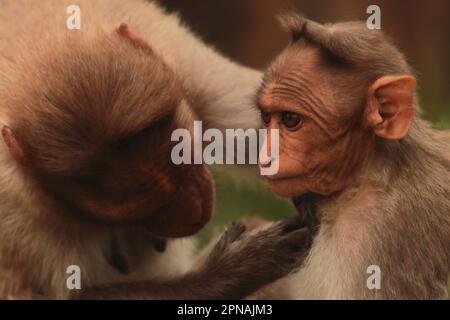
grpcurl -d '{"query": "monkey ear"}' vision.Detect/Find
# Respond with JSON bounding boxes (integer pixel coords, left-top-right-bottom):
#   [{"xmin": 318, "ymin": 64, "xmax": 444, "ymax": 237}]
[
  {"xmin": 365, "ymin": 75, "xmax": 416, "ymax": 140},
  {"xmin": 116, "ymin": 23, "xmax": 153, "ymax": 53},
  {"xmin": 1, "ymin": 126, "xmax": 32, "ymax": 169}
]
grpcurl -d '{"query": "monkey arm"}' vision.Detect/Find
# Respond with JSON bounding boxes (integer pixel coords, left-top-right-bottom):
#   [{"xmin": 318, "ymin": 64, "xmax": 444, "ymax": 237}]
[
  {"xmin": 73, "ymin": 219, "xmax": 312, "ymax": 300},
  {"xmin": 139, "ymin": 2, "xmax": 263, "ymax": 131}
]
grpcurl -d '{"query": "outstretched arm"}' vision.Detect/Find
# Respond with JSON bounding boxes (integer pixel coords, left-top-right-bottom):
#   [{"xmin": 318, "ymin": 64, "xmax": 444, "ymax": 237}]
[
  {"xmin": 73, "ymin": 218, "xmax": 312, "ymax": 300},
  {"xmin": 129, "ymin": 2, "xmax": 263, "ymax": 130}
]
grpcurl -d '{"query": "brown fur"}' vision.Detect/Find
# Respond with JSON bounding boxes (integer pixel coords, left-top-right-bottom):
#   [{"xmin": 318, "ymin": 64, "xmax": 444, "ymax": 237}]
[
  {"xmin": 75, "ymin": 219, "xmax": 312, "ymax": 299},
  {"xmin": 257, "ymin": 16, "xmax": 450, "ymax": 299},
  {"xmin": 4, "ymin": 21, "xmax": 213, "ymax": 234},
  {"xmin": 0, "ymin": 0, "xmax": 313, "ymax": 300}
]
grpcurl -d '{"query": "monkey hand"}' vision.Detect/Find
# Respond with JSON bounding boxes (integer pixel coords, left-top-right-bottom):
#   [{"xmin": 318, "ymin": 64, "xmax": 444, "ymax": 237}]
[
  {"xmin": 70, "ymin": 218, "xmax": 312, "ymax": 300},
  {"xmin": 196, "ymin": 217, "xmax": 313, "ymax": 299}
]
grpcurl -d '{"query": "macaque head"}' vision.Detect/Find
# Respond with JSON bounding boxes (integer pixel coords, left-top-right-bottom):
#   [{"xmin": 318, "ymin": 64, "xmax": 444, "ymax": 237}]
[
  {"xmin": 258, "ymin": 15, "xmax": 417, "ymax": 198},
  {"xmin": 1, "ymin": 24, "xmax": 213, "ymax": 238}
]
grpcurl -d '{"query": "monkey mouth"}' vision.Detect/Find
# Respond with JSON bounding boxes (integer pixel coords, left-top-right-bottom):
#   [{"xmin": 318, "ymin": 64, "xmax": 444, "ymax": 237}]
[
  {"xmin": 263, "ymin": 174, "xmax": 311, "ymax": 199},
  {"xmin": 264, "ymin": 175, "xmax": 281, "ymax": 181},
  {"xmin": 146, "ymin": 167, "xmax": 214, "ymax": 238},
  {"xmin": 264, "ymin": 174, "xmax": 302, "ymax": 182}
]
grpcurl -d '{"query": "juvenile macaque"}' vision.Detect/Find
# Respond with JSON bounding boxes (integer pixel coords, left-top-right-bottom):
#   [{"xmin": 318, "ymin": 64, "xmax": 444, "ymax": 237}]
[
  {"xmin": 0, "ymin": 1, "xmax": 312, "ymax": 299},
  {"xmin": 257, "ymin": 15, "xmax": 450, "ymax": 299}
]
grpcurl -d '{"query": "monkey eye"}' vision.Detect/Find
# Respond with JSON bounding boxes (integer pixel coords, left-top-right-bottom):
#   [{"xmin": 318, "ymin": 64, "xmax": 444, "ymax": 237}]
[
  {"xmin": 261, "ymin": 110, "xmax": 271, "ymax": 126},
  {"xmin": 281, "ymin": 112, "xmax": 303, "ymax": 129}
]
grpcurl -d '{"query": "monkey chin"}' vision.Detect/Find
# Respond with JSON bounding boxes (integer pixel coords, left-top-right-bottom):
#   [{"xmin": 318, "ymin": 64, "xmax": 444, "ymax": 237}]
[
  {"xmin": 147, "ymin": 167, "xmax": 214, "ymax": 239},
  {"xmin": 266, "ymin": 176, "xmax": 309, "ymax": 198}
]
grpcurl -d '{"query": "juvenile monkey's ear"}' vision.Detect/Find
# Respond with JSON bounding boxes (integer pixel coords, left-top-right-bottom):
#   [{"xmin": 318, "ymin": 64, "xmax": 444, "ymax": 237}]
[
  {"xmin": 116, "ymin": 23, "xmax": 152, "ymax": 53},
  {"xmin": 1, "ymin": 126, "xmax": 32, "ymax": 169},
  {"xmin": 365, "ymin": 75, "xmax": 416, "ymax": 140}
]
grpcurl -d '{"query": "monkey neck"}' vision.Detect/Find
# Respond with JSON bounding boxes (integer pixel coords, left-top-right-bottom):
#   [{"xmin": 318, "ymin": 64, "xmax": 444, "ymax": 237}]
[{"xmin": 291, "ymin": 193, "xmax": 322, "ymax": 234}]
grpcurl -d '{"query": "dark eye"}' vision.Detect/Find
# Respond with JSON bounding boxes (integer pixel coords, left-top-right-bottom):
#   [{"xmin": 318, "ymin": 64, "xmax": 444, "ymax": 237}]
[
  {"xmin": 281, "ymin": 112, "xmax": 303, "ymax": 129},
  {"xmin": 261, "ymin": 110, "xmax": 271, "ymax": 126}
]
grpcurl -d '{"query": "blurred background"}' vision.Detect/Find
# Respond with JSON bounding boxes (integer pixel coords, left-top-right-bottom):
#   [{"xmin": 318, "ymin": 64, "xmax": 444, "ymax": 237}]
[{"xmin": 159, "ymin": 0, "xmax": 450, "ymax": 254}]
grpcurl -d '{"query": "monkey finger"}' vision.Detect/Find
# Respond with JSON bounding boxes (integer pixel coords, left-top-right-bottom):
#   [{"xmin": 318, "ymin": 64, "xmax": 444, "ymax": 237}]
[
  {"xmin": 271, "ymin": 215, "xmax": 307, "ymax": 235},
  {"xmin": 280, "ymin": 228, "xmax": 313, "ymax": 254},
  {"xmin": 212, "ymin": 220, "xmax": 247, "ymax": 255}
]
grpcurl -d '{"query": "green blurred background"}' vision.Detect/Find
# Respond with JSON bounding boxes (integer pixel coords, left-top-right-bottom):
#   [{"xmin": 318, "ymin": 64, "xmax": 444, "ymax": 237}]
[{"xmin": 159, "ymin": 0, "xmax": 450, "ymax": 293}]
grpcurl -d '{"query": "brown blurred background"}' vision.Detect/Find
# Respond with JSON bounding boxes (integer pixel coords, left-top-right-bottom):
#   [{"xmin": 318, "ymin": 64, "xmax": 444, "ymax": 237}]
[{"xmin": 161, "ymin": 0, "xmax": 450, "ymax": 126}]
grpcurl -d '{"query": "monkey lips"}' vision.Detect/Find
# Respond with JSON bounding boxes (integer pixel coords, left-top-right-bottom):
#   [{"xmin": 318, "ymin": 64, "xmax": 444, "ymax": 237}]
[{"xmin": 146, "ymin": 167, "xmax": 214, "ymax": 238}]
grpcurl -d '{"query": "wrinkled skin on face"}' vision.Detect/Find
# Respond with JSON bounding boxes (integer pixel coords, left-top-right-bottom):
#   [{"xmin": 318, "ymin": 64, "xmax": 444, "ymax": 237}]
[
  {"xmin": 258, "ymin": 45, "xmax": 376, "ymax": 198},
  {"xmin": 258, "ymin": 39, "xmax": 416, "ymax": 199}
]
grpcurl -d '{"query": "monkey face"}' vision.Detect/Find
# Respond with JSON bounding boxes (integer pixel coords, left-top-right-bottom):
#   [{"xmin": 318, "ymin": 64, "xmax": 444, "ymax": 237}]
[
  {"xmin": 258, "ymin": 103, "xmax": 359, "ymax": 198},
  {"xmin": 2, "ymin": 32, "xmax": 214, "ymax": 238},
  {"xmin": 49, "ymin": 155, "xmax": 214, "ymax": 239},
  {"xmin": 257, "ymin": 46, "xmax": 372, "ymax": 198},
  {"xmin": 41, "ymin": 112, "xmax": 214, "ymax": 238},
  {"xmin": 256, "ymin": 16, "xmax": 419, "ymax": 200}
]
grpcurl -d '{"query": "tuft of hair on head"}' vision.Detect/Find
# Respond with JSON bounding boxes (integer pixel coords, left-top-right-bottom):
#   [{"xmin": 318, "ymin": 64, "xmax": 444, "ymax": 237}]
[
  {"xmin": 277, "ymin": 13, "xmax": 412, "ymax": 76},
  {"xmin": 278, "ymin": 13, "xmax": 338, "ymax": 47},
  {"xmin": 277, "ymin": 12, "xmax": 308, "ymax": 42}
]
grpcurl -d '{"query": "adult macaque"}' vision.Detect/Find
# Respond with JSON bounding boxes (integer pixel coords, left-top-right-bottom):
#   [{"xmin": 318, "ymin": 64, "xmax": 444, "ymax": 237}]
[
  {"xmin": 257, "ymin": 15, "xmax": 450, "ymax": 299},
  {"xmin": 0, "ymin": 1, "xmax": 312, "ymax": 299}
]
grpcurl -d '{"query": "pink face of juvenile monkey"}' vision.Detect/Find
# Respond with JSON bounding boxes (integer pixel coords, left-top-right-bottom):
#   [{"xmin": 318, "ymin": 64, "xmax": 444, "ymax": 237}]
[
  {"xmin": 258, "ymin": 43, "xmax": 386, "ymax": 197},
  {"xmin": 258, "ymin": 43, "xmax": 415, "ymax": 198}
]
